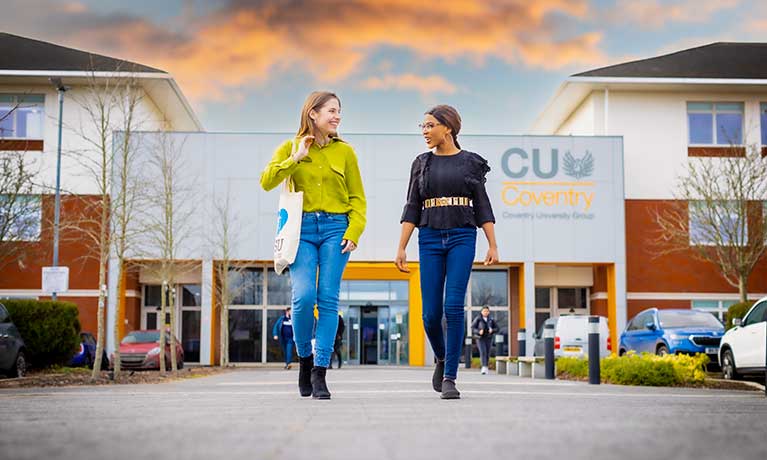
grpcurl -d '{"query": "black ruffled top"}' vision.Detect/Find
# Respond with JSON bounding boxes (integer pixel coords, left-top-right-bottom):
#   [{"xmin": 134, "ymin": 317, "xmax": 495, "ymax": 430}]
[{"xmin": 400, "ymin": 150, "xmax": 495, "ymax": 229}]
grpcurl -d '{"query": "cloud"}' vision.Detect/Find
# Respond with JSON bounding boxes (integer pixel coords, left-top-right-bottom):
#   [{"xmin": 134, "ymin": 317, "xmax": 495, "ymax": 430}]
[
  {"xmin": 361, "ymin": 74, "xmax": 457, "ymax": 95},
  {"xmin": 0, "ymin": 0, "xmax": 610, "ymax": 102},
  {"xmin": 604, "ymin": 0, "xmax": 740, "ymax": 29}
]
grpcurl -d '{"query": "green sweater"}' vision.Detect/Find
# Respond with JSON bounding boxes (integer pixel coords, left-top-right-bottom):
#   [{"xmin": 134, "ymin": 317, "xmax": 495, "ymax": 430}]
[{"xmin": 260, "ymin": 138, "xmax": 367, "ymax": 245}]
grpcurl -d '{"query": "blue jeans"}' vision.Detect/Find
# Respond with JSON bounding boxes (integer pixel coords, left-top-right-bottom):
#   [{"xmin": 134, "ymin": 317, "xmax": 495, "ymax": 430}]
[
  {"xmin": 289, "ymin": 212, "xmax": 350, "ymax": 368},
  {"xmin": 281, "ymin": 338, "xmax": 295, "ymax": 365},
  {"xmin": 418, "ymin": 226, "xmax": 476, "ymax": 380}
]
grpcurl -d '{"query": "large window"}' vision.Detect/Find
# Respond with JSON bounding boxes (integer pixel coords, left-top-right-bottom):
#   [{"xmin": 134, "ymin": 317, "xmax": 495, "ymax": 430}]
[
  {"xmin": 687, "ymin": 102, "xmax": 743, "ymax": 146},
  {"xmin": 688, "ymin": 201, "xmax": 745, "ymax": 246},
  {"xmin": 0, "ymin": 195, "xmax": 41, "ymax": 241},
  {"xmin": 691, "ymin": 299, "xmax": 739, "ymax": 322},
  {"xmin": 467, "ymin": 269, "xmax": 510, "ymax": 357},
  {"xmin": 0, "ymin": 94, "xmax": 44, "ymax": 139},
  {"xmin": 227, "ymin": 267, "xmax": 294, "ymax": 363}
]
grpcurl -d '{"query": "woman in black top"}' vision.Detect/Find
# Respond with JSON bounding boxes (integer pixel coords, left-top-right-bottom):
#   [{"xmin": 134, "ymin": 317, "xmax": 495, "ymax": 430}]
[{"xmin": 395, "ymin": 105, "xmax": 498, "ymax": 399}]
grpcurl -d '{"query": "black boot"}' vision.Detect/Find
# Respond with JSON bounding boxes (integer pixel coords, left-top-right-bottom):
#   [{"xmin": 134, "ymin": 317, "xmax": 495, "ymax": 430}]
[
  {"xmin": 432, "ymin": 359, "xmax": 445, "ymax": 392},
  {"xmin": 311, "ymin": 366, "xmax": 331, "ymax": 400},
  {"xmin": 298, "ymin": 355, "xmax": 313, "ymax": 397},
  {"xmin": 440, "ymin": 378, "xmax": 460, "ymax": 400}
]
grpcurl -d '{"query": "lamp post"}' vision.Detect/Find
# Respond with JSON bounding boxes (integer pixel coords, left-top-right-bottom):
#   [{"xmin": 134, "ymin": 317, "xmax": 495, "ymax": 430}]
[{"xmin": 49, "ymin": 77, "xmax": 68, "ymax": 301}]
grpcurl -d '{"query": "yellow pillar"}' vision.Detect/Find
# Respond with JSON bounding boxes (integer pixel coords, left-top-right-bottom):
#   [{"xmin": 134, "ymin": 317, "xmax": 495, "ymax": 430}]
[{"xmin": 606, "ymin": 263, "xmax": 618, "ymax": 355}]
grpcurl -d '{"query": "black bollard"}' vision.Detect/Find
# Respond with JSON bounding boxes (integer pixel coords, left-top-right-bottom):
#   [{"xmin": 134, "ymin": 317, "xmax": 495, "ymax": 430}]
[
  {"xmin": 465, "ymin": 337, "xmax": 472, "ymax": 369},
  {"xmin": 518, "ymin": 328, "xmax": 527, "ymax": 358},
  {"xmin": 588, "ymin": 316, "xmax": 601, "ymax": 385},
  {"xmin": 544, "ymin": 323, "xmax": 555, "ymax": 380}
]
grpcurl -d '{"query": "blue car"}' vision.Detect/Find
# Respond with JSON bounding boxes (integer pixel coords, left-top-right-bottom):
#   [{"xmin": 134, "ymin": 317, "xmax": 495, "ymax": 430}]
[
  {"xmin": 69, "ymin": 332, "xmax": 108, "ymax": 369},
  {"xmin": 619, "ymin": 308, "xmax": 724, "ymax": 362}
]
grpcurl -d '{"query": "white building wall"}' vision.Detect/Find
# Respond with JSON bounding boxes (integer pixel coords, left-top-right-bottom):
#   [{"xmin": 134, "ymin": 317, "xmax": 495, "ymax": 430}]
[
  {"xmin": 555, "ymin": 88, "xmax": 766, "ymax": 200},
  {"xmin": 1, "ymin": 83, "xmax": 172, "ymax": 195}
]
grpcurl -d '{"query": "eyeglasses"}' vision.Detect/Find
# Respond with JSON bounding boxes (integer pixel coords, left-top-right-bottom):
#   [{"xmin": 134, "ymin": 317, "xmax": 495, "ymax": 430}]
[{"xmin": 418, "ymin": 122, "xmax": 442, "ymax": 131}]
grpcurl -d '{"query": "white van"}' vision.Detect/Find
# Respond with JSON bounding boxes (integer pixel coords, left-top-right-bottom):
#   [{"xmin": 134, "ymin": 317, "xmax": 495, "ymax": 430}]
[{"xmin": 533, "ymin": 315, "xmax": 612, "ymax": 358}]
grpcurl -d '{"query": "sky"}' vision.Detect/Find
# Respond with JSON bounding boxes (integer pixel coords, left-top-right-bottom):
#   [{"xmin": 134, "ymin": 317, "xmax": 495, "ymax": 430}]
[{"xmin": 1, "ymin": 0, "xmax": 765, "ymax": 134}]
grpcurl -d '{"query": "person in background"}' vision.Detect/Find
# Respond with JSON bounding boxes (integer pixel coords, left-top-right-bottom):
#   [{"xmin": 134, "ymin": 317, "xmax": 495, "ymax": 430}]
[
  {"xmin": 272, "ymin": 307, "xmax": 295, "ymax": 369},
  {"xmin": 330, "ymin": 312, "xmax": 345, "ymax": 369},
  {"xmin": 472, "ymin": 306, "xmax": 498, "ymax": 374}
]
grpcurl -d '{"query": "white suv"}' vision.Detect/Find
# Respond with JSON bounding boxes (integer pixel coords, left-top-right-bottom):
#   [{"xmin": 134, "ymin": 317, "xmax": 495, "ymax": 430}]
[{"xmin": 719, "ymin": 296, "xmax": 767, "ymax": 380}]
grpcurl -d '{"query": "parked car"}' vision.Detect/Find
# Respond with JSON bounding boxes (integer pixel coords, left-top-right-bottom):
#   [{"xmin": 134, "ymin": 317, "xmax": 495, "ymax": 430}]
[
  {"xmin": 533, "ymin": 315, "xmax": 611, "ymax": 358},
  {"xmin": 719, "ymin": 296, "xmax": 767, "ymax": 380},
  {"xmin": 619, "ymin": 308, "xmax": 724, "ymax": 364},
  {"xmin": 111, "ymin": 330, "xmax": 184, "ymax": 371},
  {"xmin": 69, "ymin": 332, "xmax": 109, "ymax": 369},
  {"xmin": 0, "ymin": 301, "xmax": 27, "ymax": 378}
]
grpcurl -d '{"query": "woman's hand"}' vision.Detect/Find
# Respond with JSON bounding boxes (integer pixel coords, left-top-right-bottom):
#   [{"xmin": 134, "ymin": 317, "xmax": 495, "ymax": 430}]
[
  {"xmin": 341, "ymin": 239, "xmax": 357, "ymax": 254},
  {"xmin": 394, "ymin": 248, "xmax": 410, "ymax": 273},
  {"xmin": 292, "ymin": 135, "xmax": 314, "ymax": 162},
  {"xmin": 484, "ymin": 246, "xmax": 498, "ymax": 265}
]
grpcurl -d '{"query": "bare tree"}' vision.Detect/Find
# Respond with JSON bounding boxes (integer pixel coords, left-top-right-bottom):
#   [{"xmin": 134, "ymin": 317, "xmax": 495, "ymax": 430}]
[
  {"xmin": 0, "ymin": 99, "xmax": 45, "ymax": 272},
  {"xmin": 137, "ymin": 132, "xmax": 197, "ymax": 375},
  {"xmin": 207, "ymin": 185, "xmax": 254, "ymax": 366},
  {"xmin": 0, "ymin": 151, "xmax": 41, "ymax": 270},
  {"xmin": 652, "ymin": 143, "xmax": 767, "ymax": 303},
  {"xmin": 60, "ymin": 64, "xmax": 148, "ymax": 380}
]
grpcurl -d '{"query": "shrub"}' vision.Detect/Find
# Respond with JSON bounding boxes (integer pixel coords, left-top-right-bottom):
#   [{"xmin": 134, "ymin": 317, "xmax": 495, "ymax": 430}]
[
  {"xmin": 556, "ymin": 352, "xmax": 709, "ymax": 386},
  {"xmin": 471, "ymin": 357, "xmax": 496, "ymax": 369},
  {"xmin": 725, "ymin": 302, "xmax": 753, "ymax": 330},
  {"xmin": 2, "ymin": 299, "xmax": 81, "ymax": 368}
]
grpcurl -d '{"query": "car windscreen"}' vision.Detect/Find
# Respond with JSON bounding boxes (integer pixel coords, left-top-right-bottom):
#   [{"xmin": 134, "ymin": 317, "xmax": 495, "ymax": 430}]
[
  {"xmin": 658, "ymin": 311, "xmax": 722, "ymax": 329},
  {"xmin": 121, "ymin": 331, "xmax": 160, "ymax": 344}
]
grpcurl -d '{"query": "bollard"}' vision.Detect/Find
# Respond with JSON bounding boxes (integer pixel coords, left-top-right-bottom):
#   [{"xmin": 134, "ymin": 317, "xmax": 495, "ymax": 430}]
[
  {"xmin": 544, "ymin": 323, "xmax": 555, "ymax": 380},
  {"xmin": 588, "ymin": 316, "xmax": 601, "ymax": 385},
  {"xmin": 465, "ymin": 337, "xmax": 472, "ymax": 369},
  {"xmin": 518, "ymin": 328, "xmax": 527, "ymax": 357}
]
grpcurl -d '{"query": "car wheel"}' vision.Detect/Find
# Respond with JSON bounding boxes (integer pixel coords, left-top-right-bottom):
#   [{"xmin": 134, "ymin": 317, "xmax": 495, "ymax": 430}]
[
  {"xmin": 721, "ymin": 349, "xmax": 741, "ymax": 380},
  {"xmin": 619, "ymin": 348, "xmax": 626, "ymax": 357},
  {"xmin": 656, "ymin": 345, "xmax": 669, "ymax": 356},
  {"xmin": 85, "ymin": 352, "xmax": 94, "ymax": 369},
  {"xmin": 100, "ymin": 352, "xmax": 109, "ymax": 370},
  {"xmin": 178, "ymin": 359, "xmax": 184, "ymax": 370},
  {"xmin": 11, "ymin": 351, "xmax": 27, "ymax": 378}
]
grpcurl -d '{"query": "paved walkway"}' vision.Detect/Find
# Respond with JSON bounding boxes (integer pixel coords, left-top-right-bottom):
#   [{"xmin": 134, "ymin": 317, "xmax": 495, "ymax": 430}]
[{"xmin": 2, "ymin": 367, "xmax": 765, "ymax": 460}]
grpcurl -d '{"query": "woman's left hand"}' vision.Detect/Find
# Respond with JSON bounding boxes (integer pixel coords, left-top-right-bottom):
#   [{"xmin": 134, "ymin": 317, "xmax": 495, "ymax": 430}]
[
  {"xmin": 484, "ymin": 246, "xmax": 498, "ymax": 265},
  {"xmin": 341, "ymin": 239, "xmax": 357, "ymax": 254}
]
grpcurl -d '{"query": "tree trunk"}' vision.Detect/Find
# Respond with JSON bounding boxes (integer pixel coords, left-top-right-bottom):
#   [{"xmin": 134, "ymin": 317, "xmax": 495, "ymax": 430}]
[
  {"xmin": 112, "ymin": 262, "xmax": 124, "ymax": 377},
  {"xmin": 159, "ymin": 282, "xmax": 167, "ymax": 375},
  {"xmin": 738, "ymin": 275, "xmax": 748, "ymax": 304}
]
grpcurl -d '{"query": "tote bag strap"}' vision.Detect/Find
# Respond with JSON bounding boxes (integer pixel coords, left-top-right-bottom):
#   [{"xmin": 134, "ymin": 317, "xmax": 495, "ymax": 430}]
[{"xmin": 282, "ymin": 138, "xmax": 299, "ymax": 193}]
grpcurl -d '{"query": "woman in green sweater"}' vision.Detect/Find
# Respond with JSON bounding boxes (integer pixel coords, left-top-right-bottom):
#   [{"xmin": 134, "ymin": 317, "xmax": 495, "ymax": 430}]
[{"xmin": 260, "ymin": 91, "xmax": 366, "ymax": 399}]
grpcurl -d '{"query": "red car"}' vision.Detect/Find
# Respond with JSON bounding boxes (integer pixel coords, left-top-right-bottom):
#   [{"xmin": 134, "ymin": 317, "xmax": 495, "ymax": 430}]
[{"xmin": 111, "ymin": 330, "xmax": 184, "ymax": 370}]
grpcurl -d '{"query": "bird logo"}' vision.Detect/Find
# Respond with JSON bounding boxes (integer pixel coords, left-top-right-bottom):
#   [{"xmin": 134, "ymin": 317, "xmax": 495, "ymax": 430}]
[{"xmin": 563, "ymin": 151, "xmax": 594, "ymax": 180}]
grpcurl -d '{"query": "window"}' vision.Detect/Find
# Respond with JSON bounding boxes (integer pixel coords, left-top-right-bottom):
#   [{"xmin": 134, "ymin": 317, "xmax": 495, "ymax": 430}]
[
  {"xmin": 761, "ymin": 103, "xmax": 767, "ymax": 146},
  {"xmin": 692, "ymin": 299, "xmax": 738, "ymax": 322},
  {"xmin": 267, "ymin": 268, "xmax": 291, "ymax": 305},
  {"xmin": 689, "ymin": 201, "xmax": 746, "ymax": 246},
  {"xmin": 228, "ymin": 268, "xmax": 263, "ymax": 305},
  {"xmin": 0, "ymin": 195, "xmax": 41, "ymax": 241},
  {"xmin": 632, "ymin": 311, "xmax": 654, "ymax": 330},
  {"xmin": 0, "ymin": 304, "xmax": 8, "ymax": 323},
  {"xmin": 0, "ymin": 94, "xmax": 44, "ymax": 139},
  {"xmin": 743, "ymin": 301, "xmax": 767, "ymax": 327},
  {"xmin": 687, "ymin": 102, "xmax": 743, "ymax": 146},
  {"xmin": 470, "ymin": 270, "xmax": 508, "ymax": 306}
]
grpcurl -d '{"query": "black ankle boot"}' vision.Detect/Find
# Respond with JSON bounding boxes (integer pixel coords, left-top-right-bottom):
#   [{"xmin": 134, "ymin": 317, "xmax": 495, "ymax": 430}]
[
  {"xmin": 440, "ymin": 378, "xmax": 460, "ymax": 400},
  {"xmin": 311, "ymin": 366, "xmax": 331, "ymax": 400},
  {"xmin": 298, "ymin": 355, "xmax": 313, "ymax": 397},
  {"xmin": 432, "ymin": 359, "xmax": 445, "ymax": 393}
]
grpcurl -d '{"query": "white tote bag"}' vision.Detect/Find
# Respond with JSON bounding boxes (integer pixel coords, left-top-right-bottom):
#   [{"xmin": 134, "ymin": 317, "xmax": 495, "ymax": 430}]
[{"xmin": 274, "ymin": 176, "xmax": 303, "ymax": 274}]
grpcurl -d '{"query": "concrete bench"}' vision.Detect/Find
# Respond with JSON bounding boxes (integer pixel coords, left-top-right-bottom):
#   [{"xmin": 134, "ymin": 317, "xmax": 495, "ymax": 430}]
[{"xmin": 495, "ymin": 356, "xmax": 547, "ymax": 378}]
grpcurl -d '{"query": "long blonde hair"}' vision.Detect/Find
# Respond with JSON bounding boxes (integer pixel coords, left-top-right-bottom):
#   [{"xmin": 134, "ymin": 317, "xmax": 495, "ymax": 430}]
[{"xmin": 296, "ymin": 91, "xmax": 341, "ymax": 139}]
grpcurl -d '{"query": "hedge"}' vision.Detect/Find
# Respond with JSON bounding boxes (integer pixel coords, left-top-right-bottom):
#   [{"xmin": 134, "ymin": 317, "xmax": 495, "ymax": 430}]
[
  {"xmin": 725, "ymin": 302, "xmax": 753, "ymax": 330},
  {"xmin": 557, "ymin": 352, "xmax": 709, "ymax": 386},
  {"xmin": 2, "ymin": 299, "xmax": 81, "ymax": 368}
]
